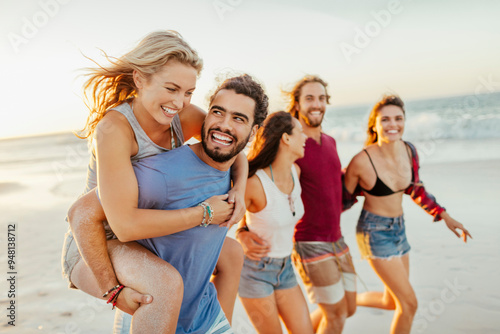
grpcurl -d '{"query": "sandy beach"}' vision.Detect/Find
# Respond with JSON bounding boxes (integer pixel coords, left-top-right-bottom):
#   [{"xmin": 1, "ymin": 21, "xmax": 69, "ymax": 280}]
[
  {"xmin": 0, "ymin": 134, "xmax": 499, "ymax": 333},
  {"xmin": 2, "ymin": 0, "xmax": 500, "ymax": 331}
]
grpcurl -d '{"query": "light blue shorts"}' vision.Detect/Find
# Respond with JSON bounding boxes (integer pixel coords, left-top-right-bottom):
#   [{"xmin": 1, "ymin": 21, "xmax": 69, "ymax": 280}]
[
  {"xmin": 206, "ymin": 309, "xmax": 233, "ymax": 334},
  {"xmin": 356, "ymin": 209, "xmax": 411, "ymax": 260},
  {"xmin": 113, "ymin": 308, "xmax": 233, "ymax": 334},
  {"xmin": 238, "ymin": 255, "xmax": 298, "ymax": 299}
]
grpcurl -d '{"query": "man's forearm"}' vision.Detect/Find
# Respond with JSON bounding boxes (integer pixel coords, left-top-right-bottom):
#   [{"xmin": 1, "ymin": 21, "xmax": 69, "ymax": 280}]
[{"xmin": 68, "ymin": 196, "xmax": 118, "ymax": 296}]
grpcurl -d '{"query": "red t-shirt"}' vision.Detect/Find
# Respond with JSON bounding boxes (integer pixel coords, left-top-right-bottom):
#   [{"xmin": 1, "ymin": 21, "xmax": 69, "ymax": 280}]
[{"xmin": 294, "ymin": 133, "xmax": 343, "ymax": 242}]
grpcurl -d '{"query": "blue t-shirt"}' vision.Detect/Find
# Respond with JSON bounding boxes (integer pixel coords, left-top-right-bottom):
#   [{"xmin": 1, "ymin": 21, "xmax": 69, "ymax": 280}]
[{"xmin": 132, "ymin": 145, "xmax": 231, "ymax": 333}]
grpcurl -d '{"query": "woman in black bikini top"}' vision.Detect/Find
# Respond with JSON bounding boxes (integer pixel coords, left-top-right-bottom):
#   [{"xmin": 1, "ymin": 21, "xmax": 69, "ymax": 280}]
[
  {"xmin": 360, "ymin": 143, "xmax": 414, "ymax": 196},
  {"xmin": 344, "ymin": 94, "xmax": 471, "ymax": 334}
]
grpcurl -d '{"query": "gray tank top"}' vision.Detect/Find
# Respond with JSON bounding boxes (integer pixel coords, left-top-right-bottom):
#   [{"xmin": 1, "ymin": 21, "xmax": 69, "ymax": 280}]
[
  {"xmin": 83, "ymin": 101, "xmax": 185, "ymax": 194},
  {"xmin": 78, "ymin": 102, "xmax": 184, "ymax": 239}
]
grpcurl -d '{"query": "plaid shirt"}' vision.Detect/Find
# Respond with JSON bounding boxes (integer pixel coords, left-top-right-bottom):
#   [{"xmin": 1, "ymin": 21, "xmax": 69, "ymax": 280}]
[{"xmin": 404, "ymin": 142, "xmax": 445, "ymax": 221}]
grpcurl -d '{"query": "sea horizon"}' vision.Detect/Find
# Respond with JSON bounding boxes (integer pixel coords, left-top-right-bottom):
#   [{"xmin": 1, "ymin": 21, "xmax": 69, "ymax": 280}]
[{"xmin": 2, "ymin": 91, "xmax": 499, "ymax": 142}]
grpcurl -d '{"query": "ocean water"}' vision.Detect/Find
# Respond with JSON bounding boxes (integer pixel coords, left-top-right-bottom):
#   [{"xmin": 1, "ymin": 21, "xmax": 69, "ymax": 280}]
[
  {"xmin": 1, "ymin": 92, "xmax": 499, "ymax": 196},
  {"xmin": 323, "ymin": 92, "xmax": 500, "ymax": 165}
]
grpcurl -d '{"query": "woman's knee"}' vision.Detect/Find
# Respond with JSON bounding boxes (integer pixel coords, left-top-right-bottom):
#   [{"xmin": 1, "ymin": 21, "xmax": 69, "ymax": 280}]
[
  {"xmin": 157, "ymin": 263, "xmax": 183, "ymax": 287},
  {"xmin": 320, "ymin": 301, "xmax": 348, "ymax": 322},
  {"xmin": 347, "ymin": 303, "xmax": 356, "ymax": 318},
  {"xmin": 400, "ymin": 295, "xmax": 418, "ymax": 315},
  {"xmin": 382, "ymin": 293, "xmax": 396, "ymax": 310},
  {"xmin": 218, "ymin": 238, "xmax": 244, "ymax": 271},
  {"xmin": 155, "ymin": 264, "xmax": 184, "ymax": 300}
]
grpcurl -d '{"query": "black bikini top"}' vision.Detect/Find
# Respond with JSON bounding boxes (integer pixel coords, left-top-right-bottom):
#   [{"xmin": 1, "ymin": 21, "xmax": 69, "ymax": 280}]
[{"xmin": 361, "ymin": 144, "xmax": 413, "ymax": 197}]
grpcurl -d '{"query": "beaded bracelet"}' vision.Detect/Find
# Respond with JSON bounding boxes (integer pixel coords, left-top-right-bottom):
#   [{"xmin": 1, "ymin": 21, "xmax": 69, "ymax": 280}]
[
  {"xmin": 198, "ymin": 202, "xmax": 214, "ymax": 227},
  {"xmin": 198, "ymin": 202, "xmax": 207, "ymax": 226},
  {"xmin": 102, "ymin": 284, "xmax": 122, "ymax": 298},
  {"xmin": 106, "ymin": 285, "xmax": 125, "ymax": 310},
  {"xmin": 110, "ymin": 286, "xmax": 125, "ymax": 310},
  {"xmin": 206, "ymin": 203, "xmax": 214, "ymax": 225}
]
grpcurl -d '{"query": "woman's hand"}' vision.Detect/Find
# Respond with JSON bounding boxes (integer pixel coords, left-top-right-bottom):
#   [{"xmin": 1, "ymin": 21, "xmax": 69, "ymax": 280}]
[
  {"xmin": 236, "ymin": 230, "xmax": 271, "ymax": 261},
  {"xmin": 441, "ymin": 211, "xmax": 472, "ymax": 242},
  {"xmin": 224, "ymin": 187, "xmax": 246, "ymax": 228},
  {"xmin": 204, "ymin": 194, "xmax": 234, "ymax": 225}
]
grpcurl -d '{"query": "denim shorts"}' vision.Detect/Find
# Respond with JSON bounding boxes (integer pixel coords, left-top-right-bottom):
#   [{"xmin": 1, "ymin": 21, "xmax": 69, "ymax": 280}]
[
  {"xmin": 61, "ymin": 228, "xmax": 82, "ymax": 289},
  {"xmin": 238, "ymin": 255, "xmax": 298, "ymax": 298},
  {"xmin": 356, "ymin": 209, "xmax": 411, "ymax": 260}
]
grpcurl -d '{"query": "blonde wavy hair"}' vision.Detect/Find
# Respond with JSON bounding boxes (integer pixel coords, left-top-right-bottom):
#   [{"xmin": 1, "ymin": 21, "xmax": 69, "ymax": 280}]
[{"xmin": 77, "ymin": 30, "xmax": 203, "ymax": 140}]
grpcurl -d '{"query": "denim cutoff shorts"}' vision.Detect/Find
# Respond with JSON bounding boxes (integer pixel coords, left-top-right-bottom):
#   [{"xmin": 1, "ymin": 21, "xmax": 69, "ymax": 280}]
[
  {"xmin": 238, "ymin": 255, "xmax": 298, "ymax": 298},
  {"xmin": 356, "ymin": 209, "xmax": 411, "ymax": 260}
]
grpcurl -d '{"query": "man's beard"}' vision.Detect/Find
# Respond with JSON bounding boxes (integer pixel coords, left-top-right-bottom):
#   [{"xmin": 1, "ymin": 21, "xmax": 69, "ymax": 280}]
[
  {"xmin": 201, "ymin": 124, "xmax": 251, "ymax": 163},
  {"xmin": 300, "ymin": 108, "xmax": 324, "ymax": 128}
]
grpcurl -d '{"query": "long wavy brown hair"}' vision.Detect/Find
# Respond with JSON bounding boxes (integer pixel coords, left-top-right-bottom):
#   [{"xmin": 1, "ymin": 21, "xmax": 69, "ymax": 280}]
[
  {"xmin": 77, "ymin": 30, "xmax": 203, "ymax": 141},
  {"xmin": 365, "ymin": 94, "xmax": 405, "ymax": 146},
  {"xmin": 248, "ymin": 111, "xmax": 295, "ymax": 178}
]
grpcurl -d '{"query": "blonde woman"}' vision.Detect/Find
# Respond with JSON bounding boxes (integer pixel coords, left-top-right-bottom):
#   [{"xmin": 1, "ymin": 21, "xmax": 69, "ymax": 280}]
[{"xmin": 62, "ymin": 31, "xmax": 247, "ymax": 333}]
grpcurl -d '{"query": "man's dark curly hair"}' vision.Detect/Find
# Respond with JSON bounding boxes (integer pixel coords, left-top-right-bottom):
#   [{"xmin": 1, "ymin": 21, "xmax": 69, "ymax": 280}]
[{"xmin": 209, "ymin": 74, "xmax": 269, "ymax": 127}]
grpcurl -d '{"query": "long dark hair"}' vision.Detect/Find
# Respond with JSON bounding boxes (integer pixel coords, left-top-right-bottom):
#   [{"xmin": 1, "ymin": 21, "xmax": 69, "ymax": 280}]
[
  {"xmin": 365, "ymin": 94, "xmax": 405, "ymax": 146},
  {"xmin": 248, "ymin": 111, "xmax": 295, "ymax": 178}
]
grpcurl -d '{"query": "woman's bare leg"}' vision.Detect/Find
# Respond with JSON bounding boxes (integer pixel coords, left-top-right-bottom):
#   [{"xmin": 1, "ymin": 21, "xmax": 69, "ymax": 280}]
[
  {"xmin": 357, "ymin": 289, "xmax": 396, "ymax": 310},
  {"xmin": 71, "ymin": 240, "xmax": 183, "ymax": 333},
  {"xmin": 240, "ymin": 294, "xmax": 282, "ymax": 334},
  {"xmin": 366, "ymin": 255, "xmax": 417, "ymax": 334},
  {"xmin": 310, "ymin": 307, "xmax": 323, "ymax": 332},
  {"xmin": 275, "ymin": 285, "xmax": 314, "ymax": 334}
]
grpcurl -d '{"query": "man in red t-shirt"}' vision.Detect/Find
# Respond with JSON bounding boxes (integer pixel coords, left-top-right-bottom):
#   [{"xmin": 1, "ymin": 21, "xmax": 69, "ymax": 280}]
[{"xmin": 237, "ymin": 75, "xmax": 356, "ymax": 334}]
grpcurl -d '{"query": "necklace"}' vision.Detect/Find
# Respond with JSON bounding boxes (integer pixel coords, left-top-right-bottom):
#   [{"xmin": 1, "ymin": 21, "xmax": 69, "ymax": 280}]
[
  {"xmin": 269, "ymin": 164, "xmax": 295, "ymax": 216},
  {"xmin": 170, "ymin": 125, "xmax": 176, "ymax": 149}
]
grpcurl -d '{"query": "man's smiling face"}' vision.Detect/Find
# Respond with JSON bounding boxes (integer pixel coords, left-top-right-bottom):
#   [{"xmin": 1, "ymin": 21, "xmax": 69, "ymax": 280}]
[{"xmin": 201, "ymin": 89, "xmax": 257, "ymax": 163}]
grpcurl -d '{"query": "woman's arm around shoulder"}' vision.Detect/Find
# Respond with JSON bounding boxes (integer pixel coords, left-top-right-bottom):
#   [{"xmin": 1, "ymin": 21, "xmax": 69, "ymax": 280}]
[
  {"xmin": 179, "ymin": 104, "xmax": 206, "ymax": 141},
  {"xmin": 225, "ymin": 153, "xmax": 249, "ymax": 227},
  {"xmin": 95, "ymin": 111, "xmax": 142, "ymax": 240},
  {"xmin": 95, "ymin": 111, "xmax": 232, "ymax": 241}
]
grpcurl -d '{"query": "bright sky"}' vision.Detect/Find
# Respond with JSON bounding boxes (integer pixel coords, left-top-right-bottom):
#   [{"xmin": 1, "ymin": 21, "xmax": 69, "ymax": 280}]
[{"xmin": 1, "ymin": 0, "xmax": 499, "ymax": 138}]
